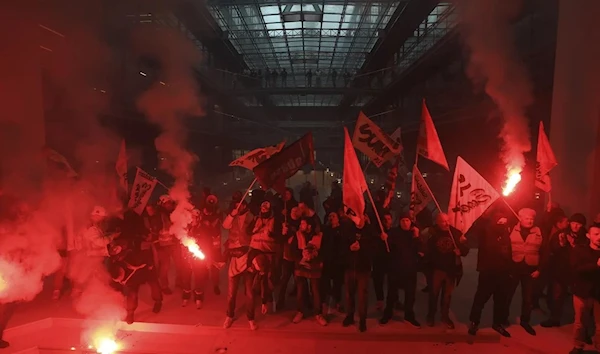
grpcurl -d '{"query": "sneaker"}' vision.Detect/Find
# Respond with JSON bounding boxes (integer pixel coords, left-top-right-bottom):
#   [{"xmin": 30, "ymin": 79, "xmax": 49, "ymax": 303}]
[
  {"xmin": 152, "ymin": 301, "xmax": 162, "ymax": 313},
  {"xmin": 540, "ymin": 319, "xmax": 559, "ymax": 328},
  {"xmin": 358, "ymin": 319, "xmax": 367, "ymax": 332},
  {"xmin": 248, "ymin": 320, "xmax": 258, "ymax": 331},
  {"xmin": 52, "ymin": 290, "xmax": 60, "ymax": 301},
  {"xmin": 468, "ymin": 322, "xmax": 478, "ymax": 336},
  {"xmin": 261, "ymin": 304, "xmax": 268, "ymax": 315},
  {"xmin": 223, "ymin": 317, "xmax": 234, "ymax": 329},
  {"xmin": 0, "ymin": 339, "xmax": 9, "ymax": 348},
  {"xmin": 342, "ymin": 315, "xmax": 355, "ymax": 327},
  {"xmin": 292, "ymin": 312, "xmax": 304, "ymax": 324},
  {"xmin": 125, "ymin": 313, "xmax": 134, "ymax": 325},
  {"xmin": 315, "ymin": 314, "xmax": 328, "ymax": 326},
  {"xmin": 214, "ymin": 286, "xmax": 221, "ymax": 296},
  {"xmin": 404, "ymin": 316, "xmax": 421, "ymax": 329},
  {"xmin": 520, "ymin": 321, "xmax": 536, "ymax": 336},
  {"xmin": 442, "ymin": 318, "xmax": 455, "ymax": 330},
  {"xmin": 181, "ymin": 299, "xmax": 189, "ymax": 307},
  {"xmin": 492, "ymin": 324, "xmax": 511, "ymax": 338},
  {"xmin": 195, "ymin": 299, "xmax": 203, "ymax": 309},
  {"xmin": 375, "ymin": 301, "xmax": 384, "ymax": 312},
  {"xmin": 162, "ymin": 288, "xmax": 172, "ymax": 295}
]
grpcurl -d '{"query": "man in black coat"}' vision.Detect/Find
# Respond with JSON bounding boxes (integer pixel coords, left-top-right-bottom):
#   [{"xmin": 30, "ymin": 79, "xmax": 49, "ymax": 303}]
[
  {"xmin": 342, "ymin": 215, "xmax": 374, "ymax": 332},
  {"xmin": 468, "ymin": 213, "xmax": 512, "ymax": 337},
  {"xmin": 425, "ymin": 213, "xmax": 469, "ymax": 329},
  {"xmin": 380, "ymin": 212, "xmax": 422, "ymax": 327}
]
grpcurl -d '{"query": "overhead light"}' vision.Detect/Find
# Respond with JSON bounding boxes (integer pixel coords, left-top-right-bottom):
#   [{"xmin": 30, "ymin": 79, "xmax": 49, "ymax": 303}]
[
  {"xmin": 160, "ymin": 81, "xmax": 166, "ymax": 85},
  {"xmin": 140, "ymin": 71, "xmax": 147, "ymax": 76}
]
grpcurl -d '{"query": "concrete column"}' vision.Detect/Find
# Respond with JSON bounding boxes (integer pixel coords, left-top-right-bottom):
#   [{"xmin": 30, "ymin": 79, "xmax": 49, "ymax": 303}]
[
  {"xmin": 0, "ymin": 4, "xmax": 46, "ymax": 196},
  {"xmin": 549, "ymin": 0, "xmax": 600, "ymax": 219}
]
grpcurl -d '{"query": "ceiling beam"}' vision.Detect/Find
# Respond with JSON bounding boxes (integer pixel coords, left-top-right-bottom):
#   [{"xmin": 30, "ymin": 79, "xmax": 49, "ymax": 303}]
[{"xmin": 338, "ymin": 0, "xmax": 439, "ymax": 108}]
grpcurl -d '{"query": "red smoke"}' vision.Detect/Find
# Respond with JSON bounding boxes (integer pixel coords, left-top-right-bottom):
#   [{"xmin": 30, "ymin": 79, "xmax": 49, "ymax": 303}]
[
  {"xmin": 0, "ymin": 1, "xmax": 128, "ymax": 345},
  {"xmin": 454, "ymin": 0, "xmax": 533, "ymax": 186},
  {"xmin": 135, "ymin": 26, "xmax": 203, "ymax": 243}
]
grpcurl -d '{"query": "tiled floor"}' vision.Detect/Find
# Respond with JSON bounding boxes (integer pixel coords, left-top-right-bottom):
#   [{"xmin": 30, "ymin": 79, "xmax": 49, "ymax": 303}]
[{"xmin": 2, "ymin": 251, "xmax": 587, "ymax": 353}]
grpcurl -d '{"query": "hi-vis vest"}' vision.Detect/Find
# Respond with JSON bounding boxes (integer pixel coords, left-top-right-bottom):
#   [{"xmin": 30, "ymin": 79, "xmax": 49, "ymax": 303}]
[{"xmin": 509, "ymin": 225, "xmax": 543, "ymax": 266}]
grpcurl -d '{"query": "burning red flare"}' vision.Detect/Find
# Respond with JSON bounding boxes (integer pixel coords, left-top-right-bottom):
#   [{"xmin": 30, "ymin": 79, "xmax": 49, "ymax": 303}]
[
  {"xmin": 502, "ymin": 168, "xmax": 522, "ymax": 196},
  {"xmin": 181, "ymin": 236, "xmax": 205, "ymax": 260}
]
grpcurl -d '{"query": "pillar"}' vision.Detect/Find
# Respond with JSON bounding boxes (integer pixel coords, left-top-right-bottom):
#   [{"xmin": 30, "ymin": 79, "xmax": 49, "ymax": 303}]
[
  {"xmin": 0, "ymin": 4, "xmax": 46, "ymax": 197},
  {"xmin": 549, "ymin": 0, "xmax": 600, "ymax": 219}
]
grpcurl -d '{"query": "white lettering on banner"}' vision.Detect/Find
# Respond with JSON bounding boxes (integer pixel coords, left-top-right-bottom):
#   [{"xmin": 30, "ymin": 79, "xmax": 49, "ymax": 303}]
[
  {"xmin": 128, "ymin": 168, "xmax": 158, "ymax": 215},
  {"xmin": 269, "ymin": 157, "xmax": 303, "ymax": 181},
  {"xmin": 447, "ymin": 157, "xmax": 499, "ymax": 234}
]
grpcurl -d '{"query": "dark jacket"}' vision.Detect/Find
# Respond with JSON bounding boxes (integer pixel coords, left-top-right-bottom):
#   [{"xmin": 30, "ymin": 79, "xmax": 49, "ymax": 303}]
[
  {"xmin": 342, "ymin": 222, "xmax": 374, "ymax": 273},
  {"xmin": 477, "ymin": 223, "xmax": 512, "ymax": 273},
  {"xmin": 549, "ymin": 228, "xmax": 588, "ymax": 281},
  {"xmin": 426, "ymin": 225, "xmax": 469, "ymax": 275},
  {"xmin": 387, "ymin": 226, "xmax": 422, "ymax": 273},
  {"xmin": 570, "ymin": 244, "xmax": 600, "ymax": 301},
  {"xmin": 320, "ymin": 224, "xmax": 347, "ymax": 272}
]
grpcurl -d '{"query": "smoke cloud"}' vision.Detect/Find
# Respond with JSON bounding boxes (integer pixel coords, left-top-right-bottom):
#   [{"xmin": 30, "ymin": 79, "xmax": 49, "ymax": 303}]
[
  {"xmin": 0, "ymin": 0, "xmax": 126, "ymax": 344},
  {"xmin": 454, "ymin": 0, "xmax": 533, "ymax": 178},
  {"xmin": 134, "ymin": 26, "xmax": 203, "ymax": 239}
]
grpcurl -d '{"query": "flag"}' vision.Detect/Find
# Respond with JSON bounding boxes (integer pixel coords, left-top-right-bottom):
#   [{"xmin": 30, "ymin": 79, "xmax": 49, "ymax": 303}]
[
  {"xmin": 417, "ymin": 100, "xmax": 449, "ymax": 170},
  {"xmin": 128, "ymin": 167, "xmax": 158, "ymax": 215},
  {"xmin": 447, "ymin": 157, "xmax": 499, "ymax": 234},
  {"xmin": 352, "ymin": 112, "xmax": 402, "ymax": 167},
  {"xmin": 253, "ymin": 133, "xmax": 314, "ymax": 195},
  {"xmin": 343, "ymin": 127, "xmax": 369, "ymax": 226},
  {"xmin": 229, "ymin": 141, "xmax": 286, "ymax": 170},
  {"xmin": 42, "ymin": 147, "xmax": 78, "ymax": 178},
  {"xmin": 382, "ymin": 157, "xmax": 400, "ymax": 209},
  {"xmin": 116, "ymin": 139, "xmax": 128, "ymax": 194},
  {"xmin": 535, "ymin": 122, "xmax": 557, "ymax": 192},
  {"xmin": 410, "ymin": 165, "xmax": 434, "ymax": 216},
  {"xmin": 381, "ymin": 127, "xmax": 405, "ymax": 164}
]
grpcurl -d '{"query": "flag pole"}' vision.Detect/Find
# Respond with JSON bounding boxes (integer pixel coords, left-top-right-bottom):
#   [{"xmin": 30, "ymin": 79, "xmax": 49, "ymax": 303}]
[
  {"xmin": 419, "ymin": 172, "xmax": 459, "ymax": 250},
  {"xmin": 365, "ymin": 187, "xmax": 390, "ymax": 253},
  {"xmin": 500, "ymin": 197, "xmax": 520, "ymax": 219},
  {"xmin": 235, "ymin": 177, "xmax": 258, "ymax": 213}
]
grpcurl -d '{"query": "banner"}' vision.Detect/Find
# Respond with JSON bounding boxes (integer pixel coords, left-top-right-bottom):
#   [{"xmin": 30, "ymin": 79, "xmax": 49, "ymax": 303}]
[
  {"xmin": 447, "ymin": 157, "xmax": 499, "ymax": 234},
  {"xmin": 116, "ymin": 139, "xmax": 128, "ymax": 194},
  {"xmin": 417, "ymin": 100, "xmax": 449, "ymax": 170},
  {"xmin": 410, "ymin": 165, "xmax": 434, "ymax": 216},
  {"xmin": 253, "ymin": 133, "xmax": 314, "ymax": 194},
  {"xmin": 535, "ymin": 122, "xmax": 557, "ymax": 192},
  {"xmin": 128, "ymin": 167, "xmax": 158, "ymax": 215},
  {"xmin": 229, "ymin": 141, "xmax": 285, "ymax": 170},
  {"xmin": 352, "ymin": 112, "xmax": 402, "ymax": 167},
  {"xmin": 343, "ymin": 127, "xmax": 368, "ymax": 226}
]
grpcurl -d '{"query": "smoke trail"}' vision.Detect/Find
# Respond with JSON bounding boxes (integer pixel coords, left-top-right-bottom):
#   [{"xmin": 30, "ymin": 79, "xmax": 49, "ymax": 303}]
[
  {"xmin": 0, "ymin": 1, "xmax": 127, "ymax": 348},
  {"xmin": 134, "ymin": 26, "xmax": 203, "ymax": 239},
  {"xmin": 453, "ymin": 0, "xmax": 533, "ymax": 182}
]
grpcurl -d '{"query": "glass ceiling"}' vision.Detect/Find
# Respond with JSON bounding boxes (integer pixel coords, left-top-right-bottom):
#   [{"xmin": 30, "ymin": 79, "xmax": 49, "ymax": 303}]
[{"xmin": 208, "ymin": 1, "xmax": 403, "ymax": 106}]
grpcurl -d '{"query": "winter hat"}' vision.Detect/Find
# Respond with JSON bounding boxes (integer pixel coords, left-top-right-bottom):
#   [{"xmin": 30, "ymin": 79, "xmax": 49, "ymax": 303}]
[{"xmin": 569, "ymin": 213, "xmax": 587, "ymax": 226}]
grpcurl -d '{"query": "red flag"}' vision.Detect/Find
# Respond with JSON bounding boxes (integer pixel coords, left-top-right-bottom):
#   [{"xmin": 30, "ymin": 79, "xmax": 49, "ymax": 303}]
[
  {"xmin": 343, "ymin": 127, "xmax": 368, "ymax": 226},
  {"xmin": 116, "ymin": 139, "xmax": 128, "ymax": 193},
  {"xmin": 253, "ymin": 133, "xmax": 314, "ymax": 195},
  {"xmin": 417, "ymin": 100, "xmax": 449, "ymax": 170},
  {"xmin": 535, "ymin": 122, "xmax": 557, "ymax": 192}
]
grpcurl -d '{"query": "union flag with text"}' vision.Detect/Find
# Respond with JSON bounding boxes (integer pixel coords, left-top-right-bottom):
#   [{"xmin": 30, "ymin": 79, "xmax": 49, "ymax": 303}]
[
  {"xmin": 447, "ymin": 157, "xmax": 499, "ymax": 234},
  {"xmin": 229, "ymin": 141, "xmax": 286, "ymax": 171},
  {"xmin": 253, "ymin": 133, "xmax": 314, "ymax": 194}
]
